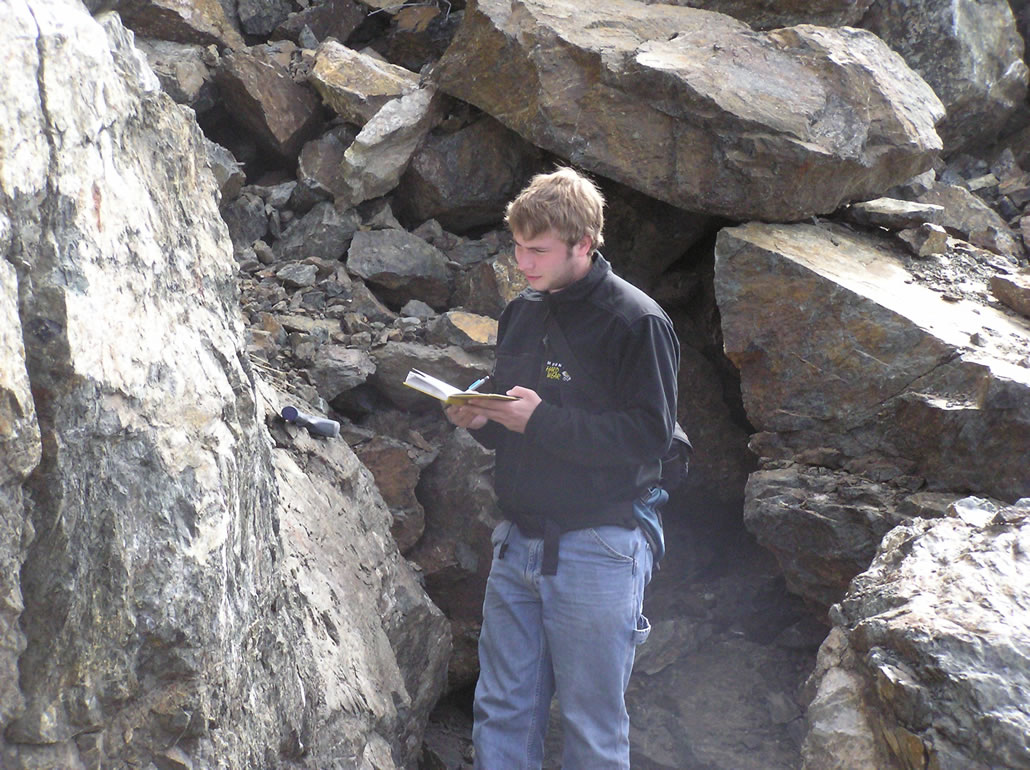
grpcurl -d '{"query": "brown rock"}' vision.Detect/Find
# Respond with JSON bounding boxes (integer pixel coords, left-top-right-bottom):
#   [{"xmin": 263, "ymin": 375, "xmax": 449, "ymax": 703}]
[
  {"xmin": 309, "ymin": 40, "xmax": 420, "ymax": 126},
  {"xmin": 353, "ymin": 435, "xmax": 428, "ymax": 553},
  {"xmin": 434, "ymin": 0, "xmax": 944, "ymax": 221},
  {"xmin": 452, "ymin": 251, "xmax": 528, "ymax": 319},
  {"xmin": 655, "ymin": 0, "xmax": 874, "ymax": 30},
  {"xmin": 214, "ymin": 48, "xmax": 323, "ymax": 158},
  {"xmin": 990, "ymin": 270, "xmax": 1030, "ymax": 318},
  {"xmin": 397, "ymin": 115, "xmax": 542, "ymax": 232},
  {"xmin": 917, "ymin": 182, "xmax": 1022, "ymax": 260},
  {"xmin": 426, "ymin": 311, "xmax": 498, "ymax": 349},
  {"xmin": 715, "ymin": 221, "xmax": 1030, "ymax": 502},
  {"xmin": 112, "ymin": 0, "xmax": 244, "ymax": 50}
]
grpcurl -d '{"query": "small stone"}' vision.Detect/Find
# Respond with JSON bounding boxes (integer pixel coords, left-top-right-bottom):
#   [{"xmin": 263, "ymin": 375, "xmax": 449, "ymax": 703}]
[
  {"xmin": 897, "ymin": 223, "xmax": 949, "ymax": 257},
  {"xmin": 276, "ymin": 263, "xmax": 318, "ymax": 288}
]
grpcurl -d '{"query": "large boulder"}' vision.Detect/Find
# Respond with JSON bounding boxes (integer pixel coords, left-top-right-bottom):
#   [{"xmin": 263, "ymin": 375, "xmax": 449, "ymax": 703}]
[
  {"xmin": 397, "ymin": 114, "xmax": 543, "ymax": 232},
  {"xmin": 804, "ymin": 498, "xmax": 1030, "ymax": 769},
  {"xmin": 106, "ymin": 0, "xmax": 244, "ymax": 50},
  {"xmin": 859, "ymin": 0, "xmax": 1029, "ymax": 155},
  {"xmin": 715, "ymin": 221, "xmax": 1030, "ymax": 607},
  {"xmin": 0, "ymin": 3, "xmax": 449, "ymax": 767},
  {"xmin": 434, "ymin": 0, "xmax": 944, "ymax": 221},
  {"xmin": 214, "ymin": 47, "xmax": 324, "ymax": 159},
  {"xmin": 715, "ymin": 221, "xmax": 1030, "ymax": 503}
]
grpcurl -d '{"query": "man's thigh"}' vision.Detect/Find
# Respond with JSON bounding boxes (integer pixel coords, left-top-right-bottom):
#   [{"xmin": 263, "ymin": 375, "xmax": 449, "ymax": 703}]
[{"xmin": 541, "ymin": 525, "xmax": 653, "ymax": 768}]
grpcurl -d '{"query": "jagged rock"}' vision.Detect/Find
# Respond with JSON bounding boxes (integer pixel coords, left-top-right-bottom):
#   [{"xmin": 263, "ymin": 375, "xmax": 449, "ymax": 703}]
[
  {"xmin": 0, "ymin": 4, "xmax": 448, "ymax": 767},
  {"xmin": 653, "ymin": 0, "xmax": 874, "ymax": 29},
  {"xmin": 380, "ymin": 4, "xmax": 465, "ymax": 72},
  {"xmin": 204, "ymin": 139, "xmax": 245, "ymax": 203},
  {"xmin": 238, "ymin": 0, "xmax": 291, "ymax": 36},
  {"xmin": 860, "ymin": 0, "xmax": 1028, "ymax": 154},
  {"xmin": 214, "ymin": 48, "xmax": 323, "ymax": 158},
  {"xmin": 273, "ymin": 0, "xmax": 365, "ymax": 46},
  {"xmin": 426, "ymin": 311, "xmax": 498, "ymax": 349},
  {"xmin": 434, "ymin": 0, "xmax": 944, "ymax": 221},
  {"xmin": 370, "ymin": 341, "xmax": 493, "ymax": 410},
  {"xmin": 222, "ymin": 191, "xmax": 268, "ymax": 248},
  {"xmin": 843, "ymin": 197, "xmax": 944, "ymax": 230},
  {"xmin": 353, "ymin": 434, "xmax": 434, "ymax": 553},
  {"xmin": 743, "ymin": 463, "xmax": 956, "ymax": 608},
  {"xmin": 267, "ymin": 387, "xmax": 451, "ymax": 769},
  {"xmin": 409, "ymin": 429, "xmax": 502, "ymax": 690},
  {"xmin": 294, "ymin": 127, "xmax": 354, "ymax": 206},
  {"xmin": 339, "ymin": 86, "xmax": 448, "ymax": 207},
  {"xmin": 397, "ymin": 114, "xmax": 542, "ymax": 232},
  {"xmin": 0, "ymin": 259, "xmax": 38, "ymax": 732},
  {"xmin": 109, "ymin": 0, "xmax": 244, "ymax": 50},
  {"xmin": 715, "ymin": 221, "xmax": 1030, "ymax": 503},
  {"xmin": 275, "ymin": 261, "xmax": 317, "ymax": 287},
  {"xmin": 452, "ymin": 251, "xmax": 527, "ymax": 319},
  {"xmin": 273, "ymin": 201, "xmax": 362, "ymax": 261},
  {"xmin": 800, "ymin": 627, "xmax": 892, "ymax": 770},
  {"xmin": 347, "ymin": 229, "xmax": 453, "ymax": 310},
  {"xmin": 310, "ymin": 40, "xmax": 420, "ymax": 125},
  {"xmin": 917, "ymin": 182, "xmax": 1023, "ymax": 261},
  {"xmin": 308, "ymin": 344, "xmax": 376, "ymax": 402},
  {"xmin": 897, "ymin": 222, "xmax": 949, "ymax": 257},
  {"xmin": 991, "ymin": 270, "xmax": 1030, "ymax": 318},
  {"xmin": 136, "ymin": 38, "xmax": 218, "ymax": 113},
  {"xmin": 805, "ymin": 498, "xmax": 1030, "ymax": 769}
]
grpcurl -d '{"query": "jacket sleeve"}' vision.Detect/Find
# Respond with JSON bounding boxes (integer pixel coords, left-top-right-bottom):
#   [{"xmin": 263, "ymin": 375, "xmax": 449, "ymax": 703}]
[{"xmin": 522, "ymin": 313, "xmax": 679, "ymax": 467}]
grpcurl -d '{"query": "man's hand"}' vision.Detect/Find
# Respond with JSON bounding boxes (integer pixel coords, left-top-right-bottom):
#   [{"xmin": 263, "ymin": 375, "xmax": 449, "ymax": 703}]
[
  {"xmin": 456, "ymin": 386, "xmax": 540, "ymax": 434},
  {"xmin": 445, "ymin": 403, "xmax": 489, "ymax": 430}
]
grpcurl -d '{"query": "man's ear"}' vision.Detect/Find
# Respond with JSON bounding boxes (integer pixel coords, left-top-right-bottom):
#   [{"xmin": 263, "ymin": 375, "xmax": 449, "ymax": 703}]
[{"xmin": 574, "ymin": 235, "xmax": 593, "ymax": 258}]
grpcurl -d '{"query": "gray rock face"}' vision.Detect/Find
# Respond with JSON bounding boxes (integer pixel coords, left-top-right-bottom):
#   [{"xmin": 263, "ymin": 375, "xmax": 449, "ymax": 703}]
[
  {"xmin": 860, "ymin": 0, "xmax": 1029, "ymax": 154},
  {"xmin": 273, "ymin": 201, "xmax": 361, "ymax": 262},
  {"xmin": 348, "ymin": 229, "xmax": 453, "ymax": 310},
  {"xmin": 0, "ymin": 3, "xmax": 449, "ymax": 768},
  {"xmin": 805, "ymin": 498, "xmax": 1030, "ymax": 770},
  {"xmin": 398, "ymin": 115, "xmax": 543, "ymax": 233},
  {"xmin": 434, "ymin": 0, "xmax": 944, "ymax": 221},
  {"xmin": 743, "ymin": 464, "xmax": 951, "ymax": 607},
  {"xmin": 0, "ymin": 258, "xmax": 38, "ymax": 735}
]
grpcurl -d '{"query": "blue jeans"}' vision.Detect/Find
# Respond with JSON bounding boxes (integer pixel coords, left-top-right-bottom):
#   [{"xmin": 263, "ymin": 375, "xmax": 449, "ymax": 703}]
[{"xmin": 472, "ymin": 520, "xmax": 653, "ymax": 770}]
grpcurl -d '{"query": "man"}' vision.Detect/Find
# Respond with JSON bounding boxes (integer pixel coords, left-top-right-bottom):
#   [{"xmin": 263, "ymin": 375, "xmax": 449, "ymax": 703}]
[{"xmin": 447, "ymin": 167, "xmax": 680, "ymax": 769}]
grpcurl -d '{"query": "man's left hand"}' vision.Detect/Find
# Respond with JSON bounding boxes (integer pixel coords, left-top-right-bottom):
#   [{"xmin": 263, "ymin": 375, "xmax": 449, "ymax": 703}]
[{"xmin": 461, "ymin": 385, "xmax": 540, "ymax": 434}]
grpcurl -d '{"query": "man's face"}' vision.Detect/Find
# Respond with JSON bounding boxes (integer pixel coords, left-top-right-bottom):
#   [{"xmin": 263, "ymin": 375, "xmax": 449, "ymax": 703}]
[{"xmin": 512, "ymin": 229, "xmax": 592, "ymax": 293}]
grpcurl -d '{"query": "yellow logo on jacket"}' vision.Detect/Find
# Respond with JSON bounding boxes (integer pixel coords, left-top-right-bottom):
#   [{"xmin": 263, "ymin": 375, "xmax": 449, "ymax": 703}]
[{"xmin": 545, "ymin": 360, "xmax": 572, "ymax": 382}]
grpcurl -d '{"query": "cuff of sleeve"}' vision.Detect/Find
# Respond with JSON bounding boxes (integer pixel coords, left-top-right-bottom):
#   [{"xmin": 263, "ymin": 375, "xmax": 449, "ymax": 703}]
[{"xmin": 524, "ymin": 401, "xmax": 557, "ymax": 444}]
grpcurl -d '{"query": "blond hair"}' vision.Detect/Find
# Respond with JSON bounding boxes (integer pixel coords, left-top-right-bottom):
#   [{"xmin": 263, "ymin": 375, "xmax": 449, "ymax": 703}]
[{"xmin": 505, "ymin": 167, "xmax": 605, "ymax": 254}]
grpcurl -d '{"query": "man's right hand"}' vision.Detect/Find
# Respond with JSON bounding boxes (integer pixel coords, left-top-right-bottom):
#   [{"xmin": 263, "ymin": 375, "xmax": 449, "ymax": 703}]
[{"xmin": 445, "ymin": 403, "xmax": 488, "ymax": 430}]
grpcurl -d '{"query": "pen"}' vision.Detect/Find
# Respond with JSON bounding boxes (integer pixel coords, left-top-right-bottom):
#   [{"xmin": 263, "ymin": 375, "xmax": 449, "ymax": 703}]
[{"xmin": 467, "ymin": 375, "xmax": 490, "ymax": 392}]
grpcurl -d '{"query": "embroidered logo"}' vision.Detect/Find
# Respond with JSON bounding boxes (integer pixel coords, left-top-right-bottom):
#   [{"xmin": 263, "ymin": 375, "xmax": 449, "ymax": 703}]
[{"xmin": 544, "ymin": 360, "xmax": 572, "ymax": 382}]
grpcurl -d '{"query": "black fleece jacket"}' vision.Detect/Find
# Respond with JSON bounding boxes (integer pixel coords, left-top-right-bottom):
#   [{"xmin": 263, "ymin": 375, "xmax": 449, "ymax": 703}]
[{"xmin": 470, "ymin": 255, "xmax": 680, "ymax": 535}]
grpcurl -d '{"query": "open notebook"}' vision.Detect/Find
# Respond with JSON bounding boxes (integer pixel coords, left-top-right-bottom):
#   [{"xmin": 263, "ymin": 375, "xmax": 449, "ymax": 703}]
[{"xmin": 403, "ymin": 369, "xmax": 518, "ymax": 405}]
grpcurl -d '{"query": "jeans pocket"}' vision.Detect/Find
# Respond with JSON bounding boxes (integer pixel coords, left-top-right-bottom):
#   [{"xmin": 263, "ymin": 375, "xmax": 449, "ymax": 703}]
[
  {"xmin": 587, "ymin": 525, "xmax": 639, "ymax": 563},
  {"xmin": 633, "ymin": 613, "xmax": 652, "ymax": 645}
]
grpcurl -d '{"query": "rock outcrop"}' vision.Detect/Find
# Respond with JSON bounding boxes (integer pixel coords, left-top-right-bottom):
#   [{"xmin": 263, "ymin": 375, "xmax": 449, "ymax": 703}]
[
  {"xmin": 0, "ymin": 3, "xmax": 448, "ymax": 768},
  {"xmin": 715, "ymin": 220, "xmax": 1030, "ymax": 606},
  {"xmin": 860, "ymin": 0, "xmax": 1029, "ymax": 155},
  {"xmin": 803, "ymin": 497, "xmax": 1030, "ymax": 770},
  {"xmin": 434, "ymin": 0, "xmax": 944, "ymax": 221}
]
